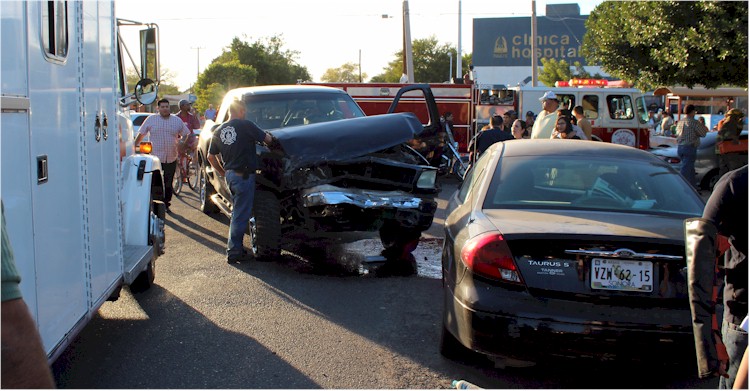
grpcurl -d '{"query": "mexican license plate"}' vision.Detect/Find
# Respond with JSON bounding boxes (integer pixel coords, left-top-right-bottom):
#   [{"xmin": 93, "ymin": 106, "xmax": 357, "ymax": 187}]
[{"xmin": 591, "ymin": 258, "xmax": 653, "ymax": 292}]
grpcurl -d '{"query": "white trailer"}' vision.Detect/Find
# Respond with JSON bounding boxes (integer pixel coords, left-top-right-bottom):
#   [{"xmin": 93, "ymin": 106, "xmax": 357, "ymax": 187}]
[{"xmin": 1, "ymin": 1, "xmax": 165, "ymax": 363}]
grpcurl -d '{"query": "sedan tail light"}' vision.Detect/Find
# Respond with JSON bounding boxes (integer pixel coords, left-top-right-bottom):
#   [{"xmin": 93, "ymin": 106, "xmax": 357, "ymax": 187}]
[
  {"xmin": 664, "ymin": 157, "xmax": 680, "ymax": 164},
  {"xmin": 460, "ymin": 232, "xmax": 524, "ymax": 284}
]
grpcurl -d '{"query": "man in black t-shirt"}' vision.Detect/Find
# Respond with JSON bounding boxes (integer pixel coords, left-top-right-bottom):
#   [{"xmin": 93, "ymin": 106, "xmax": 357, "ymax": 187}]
[
  {"xmin": 468, "ymin": 115, "xmax": 513, "ymax": 162},
  {"xmin": 208, "ymin": 99, "xmax": 273, "ymax": 263},
  {"xmin": 687, "ymin": 165, "xmax": 748, "ymax": 387}
]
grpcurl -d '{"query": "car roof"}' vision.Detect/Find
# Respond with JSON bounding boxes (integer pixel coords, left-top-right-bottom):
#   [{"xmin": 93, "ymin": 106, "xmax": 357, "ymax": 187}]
[
  {"xmin": 230, "ymin": 85, "xmax": 348, "ymax": 97},
  {"xmin": 488, "ymin": 139, "xmax": 665, "ymax": 162}
]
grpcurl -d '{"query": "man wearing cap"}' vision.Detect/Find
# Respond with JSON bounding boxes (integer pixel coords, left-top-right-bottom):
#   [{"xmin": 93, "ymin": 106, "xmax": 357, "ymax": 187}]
[
  {"xmin": 177, "ymin": 99, "xmax": 200, "ymax": 151},
  {"xmin": 716, "ymin": 109, "xmax": 746, "ymax": 177},
  {"xmin": 530, "ymin": 91, "xmax": 560, "ymax": 139},
  {"xmin": 135, "ymin": 98, "xmax": 192, "ymax": 213}
]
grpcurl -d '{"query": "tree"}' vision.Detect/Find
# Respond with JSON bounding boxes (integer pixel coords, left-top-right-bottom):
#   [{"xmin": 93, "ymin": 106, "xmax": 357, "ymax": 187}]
[
  {"xmin": 583, "ymin": 1, "xmax": 748, "ymax": 90},
  {"xmin": 194, "ymin": 35, "xmax": 311, "ymax": 113},
  {"xmin": 538, "ymin": 59, "xmax": 601, "ymax": 87},
  {"xmin": 321, "ymin": 62, "xmax": 367, "ymax": 83},
  {"xmin": 370, "ymin": 36, "xmax": 472, "ymax": 83}
]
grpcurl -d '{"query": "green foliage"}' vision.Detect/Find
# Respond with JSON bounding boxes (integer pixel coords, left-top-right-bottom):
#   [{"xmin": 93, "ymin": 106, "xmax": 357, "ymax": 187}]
[
  {"xmin": 194, "ymin": 83, "xmax": 227, "ymax": 116},
  {"xmin": 583, "ymin": 1, "xmax": 748, "ymax": 90},
  {"xmin": 321, "ymin": 62, "xmax": 367, "ymax": 82},
  {"xmin": 539, "ymin": 59, "xmax": 601, "ymax": 87},
  {"xmin": 370, "ymin": 36, "xmax": 473, "ymax": 83},
  {"xmin": 194, "ymin": 35, "xmax": 312, "ymax": 111}
]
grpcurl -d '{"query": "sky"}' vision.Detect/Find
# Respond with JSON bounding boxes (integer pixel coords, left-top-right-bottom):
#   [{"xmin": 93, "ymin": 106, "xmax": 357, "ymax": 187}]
[{"xmin": 116, "ymin": 0, "xmax": 603, "ymax": 91}]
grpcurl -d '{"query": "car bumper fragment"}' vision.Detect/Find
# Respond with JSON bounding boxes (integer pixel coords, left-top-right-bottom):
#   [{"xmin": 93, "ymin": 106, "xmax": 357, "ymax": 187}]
[{"xmin": 301, "ymin": 185, "xmax": 428, "ymax": 209}]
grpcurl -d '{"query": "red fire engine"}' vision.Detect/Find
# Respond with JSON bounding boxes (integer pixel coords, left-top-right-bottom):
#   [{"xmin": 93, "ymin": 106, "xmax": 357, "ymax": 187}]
[{"xmin": 309, "ymin": 80, "xmax": 655, "ymax": 151}]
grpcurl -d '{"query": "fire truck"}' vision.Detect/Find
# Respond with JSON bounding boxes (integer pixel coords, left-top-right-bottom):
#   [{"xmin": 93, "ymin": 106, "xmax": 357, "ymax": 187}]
[
  {"xmin": 311, "ymin": 80, "xmax": 655, "ymax": 151},
  {"xmin": 481, "ymin": 80, "xmax": 652, "ymax": 149},
  {"xmin": 308, "ymin": 83, "xmax": 476, "ymax": 152}
]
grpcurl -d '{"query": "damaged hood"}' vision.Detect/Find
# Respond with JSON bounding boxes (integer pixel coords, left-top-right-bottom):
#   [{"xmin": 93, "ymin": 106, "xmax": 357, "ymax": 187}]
[{"xmin": 271, "ymin": 112, "xmax": 423, "ymax": 170}]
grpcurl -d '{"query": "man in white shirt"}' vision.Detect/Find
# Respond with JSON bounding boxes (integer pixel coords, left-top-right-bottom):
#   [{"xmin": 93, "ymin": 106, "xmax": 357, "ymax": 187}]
[{"xmin": 530, "ymin": 91, "xmax": 560, "ymax": 139}]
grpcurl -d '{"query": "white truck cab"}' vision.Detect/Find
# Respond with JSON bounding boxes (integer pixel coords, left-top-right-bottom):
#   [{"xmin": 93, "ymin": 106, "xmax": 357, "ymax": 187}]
[{"xmin": 1, "ymin": 1, "xmax": 165, "ymax": 363}]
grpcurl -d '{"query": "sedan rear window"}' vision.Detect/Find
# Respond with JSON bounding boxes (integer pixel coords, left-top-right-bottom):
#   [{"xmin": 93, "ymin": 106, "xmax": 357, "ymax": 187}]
[{"xmin": 485, "ymin": 156, "xmax": 705, "ymax": 216}]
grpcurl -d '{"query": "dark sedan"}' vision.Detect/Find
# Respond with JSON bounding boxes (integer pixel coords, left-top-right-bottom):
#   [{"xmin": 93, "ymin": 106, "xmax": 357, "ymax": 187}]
[{"xmin": 440, "ymin": 139, "xmax": 706, "ymax": 367}]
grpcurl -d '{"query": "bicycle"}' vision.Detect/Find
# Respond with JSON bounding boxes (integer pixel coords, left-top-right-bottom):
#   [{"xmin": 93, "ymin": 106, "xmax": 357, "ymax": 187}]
[{"xmin": 172, "ymin": 144, "xmax": 198, "ymax": 195}]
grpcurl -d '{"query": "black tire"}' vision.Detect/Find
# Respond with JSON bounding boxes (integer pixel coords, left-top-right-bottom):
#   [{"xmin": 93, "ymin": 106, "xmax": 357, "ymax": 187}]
[
  {"xmin": 187, "ymin": 151, "xmax": 199, "ymax": 190},
  {"xmin": 701, "ymin": 169, "xmax": 719, "ymax": 191},
  {"xmin": 199, "ymin": 165, "xmax": 218, "ymax": 214},
  {"xmin": 439, "ymin": 323, "xmax": 468, "ymax": 360},
  {"xmin": 379, "ymin": 220, "xmax": 421, "ymax": 256},
  {"xmin": 251, "ymin": 190, "xmax": 281, "ymax": 260},
  {"xmin": 172, "ymin": 161, "xmax": 183, "ymax": 196},
  {"xmin": 130, "ymin": 258, "xmax": 155, "ymax": 294},
  {"xmin": 133, "ymin": 189, "xmax": 164, "ymax": 294}
]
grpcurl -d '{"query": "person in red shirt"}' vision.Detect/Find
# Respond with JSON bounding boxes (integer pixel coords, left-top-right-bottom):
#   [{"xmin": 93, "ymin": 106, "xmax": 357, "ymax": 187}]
[{"xmin": 177, "ymin": 99, "xmax": 200, "ymax": 152}]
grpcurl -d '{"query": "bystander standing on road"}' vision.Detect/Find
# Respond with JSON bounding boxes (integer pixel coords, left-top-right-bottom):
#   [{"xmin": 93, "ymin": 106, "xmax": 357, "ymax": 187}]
[
  {"xmin": 511, "ymin": 119, "xmax": 528, "ymax": 139},
  {"xmin": 661, "ymin": 109, "xmax": 675, "ymax": 136},
  {"xmin": 572, "ymin": 105, "xmax": 593, "ymax": 140},
  {"xmin": 135, "ymin": 99, "xmax": 192, "ymax": 213},
  {"xmin": 525, "ymin": 111, "xmax": 535, "ymax": 134},
  {"xmin": 530, "ymin": 91, "xmax": 560, "ymax": 139},
  {"xmin": 646, "ymin": 109, "xmax": 658, "ymax": 135},
  {"xmin": 716, "ymin": 109, "xmax": 745, "ymax": 177},
  {"xmin": 177, "ymin": 99, "xmax": 200, "ymax": 152},
  {"xmin": 207, "ymin": 100, "xmax": 274, "ymax": 263},
  {"xmin": 204, "ymin": 104, "xmax": 217, "ymax": 122},
  {"xmin": 676, "ymin": 104, "xmax": 708, "ymax": 188},
  {"xmin": 1, "ymin": 202, "xmax": 56, "ymax": 388},
  {"xmin": 686, "ymin": 165, "xmax": 748, "ymax": 389},
  {"xmin": 468, "ymin": 114, "xmax": 513, "ymax": 162}
]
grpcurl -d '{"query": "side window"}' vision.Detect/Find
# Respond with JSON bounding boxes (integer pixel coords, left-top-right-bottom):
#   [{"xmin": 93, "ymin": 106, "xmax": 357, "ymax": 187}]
[
  {"xmin": 607, "ymin": 95, "xmax": 635, "ymax": 120},
  {"xmin": 41, "ymin": 1, "xmax": 68, "ymax": 62},
  {"xmin": 557, "ymin": 94, "xmax": 576, "ymax": 111},
  {"xmin": 457, "ymin": 151, "xmax": 491, "ymax": 203},
  {"xmin": 582, "ymin": 95, "xmax": 599, "ymax": 120}
]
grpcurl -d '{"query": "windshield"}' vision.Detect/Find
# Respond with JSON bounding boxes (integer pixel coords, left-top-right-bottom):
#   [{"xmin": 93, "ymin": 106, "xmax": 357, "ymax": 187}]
[
  {"xmin": 484, "ymin": 156, "xmax": 705, "ymax": 216},
  {"xmin": 244, "ymin": 92, "xmax": 365, "ymax": 131}
]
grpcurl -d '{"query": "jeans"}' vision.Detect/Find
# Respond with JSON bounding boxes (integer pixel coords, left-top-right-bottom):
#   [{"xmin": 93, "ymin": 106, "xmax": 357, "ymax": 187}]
[
  {"xmin": 162, "ymin": 161, "xmax": 177, "ymax": 207},
  {"xmin": 677, "ymin": 144, "xmax": 698, "ymax": 188},
  {"xmin": 225, "ymin": 170, "xmax": 256, "ymax": 259},
  {"xmin": 720, "ymin": 319, "xmax": 748, "ymax": 389}
]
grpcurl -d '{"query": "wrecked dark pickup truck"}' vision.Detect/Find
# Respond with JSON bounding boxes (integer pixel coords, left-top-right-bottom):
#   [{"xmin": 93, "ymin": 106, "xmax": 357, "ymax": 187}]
[{"xmin": 196, "ymin": 84, "xmax": 441, "ymax": 263}]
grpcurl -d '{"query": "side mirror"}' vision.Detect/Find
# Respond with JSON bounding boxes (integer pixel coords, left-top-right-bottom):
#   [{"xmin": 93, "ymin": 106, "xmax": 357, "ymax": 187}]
[
  {"xmin": 139, "ymin": 27, "xmax": 159, "ymax": 84},
  {"xmin": 135, "ymin": 79, "xmax": 157, "ymax": 105}
]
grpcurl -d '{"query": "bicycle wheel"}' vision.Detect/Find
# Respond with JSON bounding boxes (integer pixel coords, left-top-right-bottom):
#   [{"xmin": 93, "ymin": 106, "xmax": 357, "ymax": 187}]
[
  {"xmin": 172, "ymin": 158, "xmax": 183, "ymax": 196},
  {"xmin": 187, "ymin": 151, "xmax": 199, "ymax": 190}
]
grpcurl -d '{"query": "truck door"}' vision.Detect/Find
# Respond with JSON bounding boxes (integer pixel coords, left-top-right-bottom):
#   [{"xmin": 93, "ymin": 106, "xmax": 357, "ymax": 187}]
[
  {"xmin": 81, "ymin": 1, "xmax": 122, "ymax": 302},
  {"xmin": 22, "ymin": 1, "xmax": 89, "ymax": 352}
]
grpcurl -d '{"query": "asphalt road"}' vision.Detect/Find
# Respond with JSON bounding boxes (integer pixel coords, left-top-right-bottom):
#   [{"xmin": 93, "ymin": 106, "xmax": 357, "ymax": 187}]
[{"xmin": 50, "ymin": 177, "xmax": 716, "ymax": 389}]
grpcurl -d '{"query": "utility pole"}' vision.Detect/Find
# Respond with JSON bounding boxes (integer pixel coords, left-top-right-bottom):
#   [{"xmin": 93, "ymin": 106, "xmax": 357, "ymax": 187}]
[
  {"xmin": 448, "ymin": 52, "xmax": 453, "ymax": 82},
  {"xmin": 456, "ymin": 0, "xmax": 462, "ymax": 81},
  {"xmin": 531, "ymin": 1, "xmax": 538, "ymax": 87},
  {"xmin": 402, "ymin": 0, "xmax": 414, "ymax": 83},
  {"xmin": 191, "ymin": 46, "xmax": 204, "ymax": 90}
]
